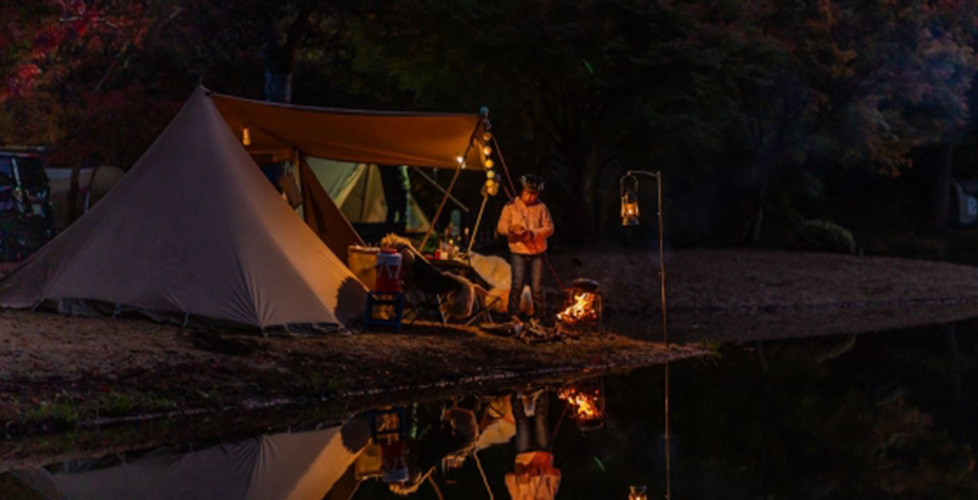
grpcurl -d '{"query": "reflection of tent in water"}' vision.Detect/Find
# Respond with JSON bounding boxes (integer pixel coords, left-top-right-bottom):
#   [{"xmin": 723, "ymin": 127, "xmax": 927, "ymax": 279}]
[
  {"xmin": 0, "ymin": 86, "xmax": 489, "ymax": 330},
  {"xmin": 306, "ymin": 159, "xmax": 430, "ymax": 233},
  {"xmin": 17, "ymin": 419, "xmax": 370, "ymax": 500}
]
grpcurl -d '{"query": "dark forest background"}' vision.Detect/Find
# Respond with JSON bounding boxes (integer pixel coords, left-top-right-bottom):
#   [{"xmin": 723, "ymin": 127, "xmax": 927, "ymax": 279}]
[{"xmin": 4, "ymin": 0, "xmax": 978, "ymax": 259}]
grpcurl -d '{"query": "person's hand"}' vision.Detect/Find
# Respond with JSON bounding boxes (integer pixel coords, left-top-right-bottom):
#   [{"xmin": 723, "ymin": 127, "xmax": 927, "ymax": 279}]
[{"xmin": 510, "ymin": 224, "xmax": 526, "ymax": 235}]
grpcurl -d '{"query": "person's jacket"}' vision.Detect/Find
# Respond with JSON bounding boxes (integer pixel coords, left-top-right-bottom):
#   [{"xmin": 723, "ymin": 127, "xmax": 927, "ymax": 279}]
[{"xmin": 496, "ymin": 199, "xmax": 554, "ymax": 255}]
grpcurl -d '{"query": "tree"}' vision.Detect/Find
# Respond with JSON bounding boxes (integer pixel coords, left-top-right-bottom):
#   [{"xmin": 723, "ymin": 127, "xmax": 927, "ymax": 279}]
[{"xmin": 732, "ymin": 0, "xmax": 978, "ymax": 240}]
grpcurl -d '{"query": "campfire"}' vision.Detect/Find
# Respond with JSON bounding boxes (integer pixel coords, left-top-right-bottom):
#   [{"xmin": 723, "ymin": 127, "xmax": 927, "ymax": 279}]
[
  {"xmin": 556, "ymin": 278, "xmax": 603, "ymax": 333},
  {"xmin": 558, "ymin": 378, "xmax": 605, "ymax": 430}
]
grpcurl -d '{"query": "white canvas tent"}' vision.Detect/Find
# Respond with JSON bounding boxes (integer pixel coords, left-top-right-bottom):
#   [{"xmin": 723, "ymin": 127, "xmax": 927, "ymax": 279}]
[
  {"xmin": 20, "ymin": 419, "xmax": 370, "ymax": 500},
  {"xmin": 305, "ymin": 159, "xmax": 430, "ymax": 232},
  {"xmin": 0, "ymin": 87, "xmax": 368, "ymax": 331}
]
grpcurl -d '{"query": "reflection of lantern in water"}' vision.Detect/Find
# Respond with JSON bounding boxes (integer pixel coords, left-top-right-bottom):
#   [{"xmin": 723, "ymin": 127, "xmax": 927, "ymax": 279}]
[
  {"xmin": 556, "ymin": 278, "xmax": 603, "ymax": 333},
  {"xmin": 628, "ymin": 485, "xmax": 648, "ymax": 500},
  {"xmin": 558, "ymin": 378, "xmax": 605, "ymax": 431},
  {"xmin": 367, "ymin": 407, "xmax": 410, "ymax": 484}
]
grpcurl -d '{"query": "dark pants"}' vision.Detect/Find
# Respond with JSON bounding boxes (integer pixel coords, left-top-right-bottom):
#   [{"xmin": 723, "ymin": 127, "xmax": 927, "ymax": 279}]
[
  {"xmin": 509, "ymin": 253, "xmax": 544, "ymax": 319},
  {"xmin": 513, "ymin": 392, "xmax": 550, "ymax": 453},
  {"xmin": 379, "ymin": 166, "xmax": 408, "ymax": 231}
]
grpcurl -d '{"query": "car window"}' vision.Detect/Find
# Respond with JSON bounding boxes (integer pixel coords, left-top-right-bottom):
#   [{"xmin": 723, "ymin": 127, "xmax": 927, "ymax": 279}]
[
  {"xmin": 0, "ymin": 157, "xmax": 13, "ymax": 184},
  {"xmin": 15, "ymin": 157, "xmax": 47, "ymax": 190}
]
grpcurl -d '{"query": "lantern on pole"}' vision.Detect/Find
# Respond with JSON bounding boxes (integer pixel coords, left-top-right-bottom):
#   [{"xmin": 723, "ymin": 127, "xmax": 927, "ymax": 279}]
[{"xmin": 620, "ymin": 174, "xmax": 640, "ymax": 226}]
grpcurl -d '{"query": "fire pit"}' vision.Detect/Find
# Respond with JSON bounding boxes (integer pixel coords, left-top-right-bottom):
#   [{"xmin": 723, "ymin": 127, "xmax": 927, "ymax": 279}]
[{"xmin": 556, "ymin": 278, "xmax": 603, "ymax": 334}]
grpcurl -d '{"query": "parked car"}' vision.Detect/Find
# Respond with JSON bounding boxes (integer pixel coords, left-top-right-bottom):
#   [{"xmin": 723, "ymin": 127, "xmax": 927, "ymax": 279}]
[{"xmin": 0, "ymin": 146, "xmax": 55, "ymax": 262}]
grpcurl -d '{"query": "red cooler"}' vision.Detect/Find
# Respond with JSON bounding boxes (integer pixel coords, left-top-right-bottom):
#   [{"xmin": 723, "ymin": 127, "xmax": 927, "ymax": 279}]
[{"xmin": 375, "ymin": 249, "xmax": 403, "ymax": 293}]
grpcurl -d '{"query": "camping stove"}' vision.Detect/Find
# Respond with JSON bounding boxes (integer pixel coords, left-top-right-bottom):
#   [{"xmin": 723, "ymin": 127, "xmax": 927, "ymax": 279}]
[{"xmin": 556, "ymin": 278, "xmax": 603, "ymax": 334}]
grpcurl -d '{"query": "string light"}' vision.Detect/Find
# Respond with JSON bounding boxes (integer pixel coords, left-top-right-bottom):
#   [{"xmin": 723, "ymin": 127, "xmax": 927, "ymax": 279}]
[
  {"xmin": 485, "ymin": 159, "xmax": 494, "ymax": 169},
  {"xmin": 483, "ymin": 146, "xmax": 492, "ymax": 156}
]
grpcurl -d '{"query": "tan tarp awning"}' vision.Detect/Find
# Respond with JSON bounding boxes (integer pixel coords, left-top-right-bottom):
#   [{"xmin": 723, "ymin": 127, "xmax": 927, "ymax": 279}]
[{"xmin": 212, "ymin": 93, "xmax": 488, "ymax": 169}]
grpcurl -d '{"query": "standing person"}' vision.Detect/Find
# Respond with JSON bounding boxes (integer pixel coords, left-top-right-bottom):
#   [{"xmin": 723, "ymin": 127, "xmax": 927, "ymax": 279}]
[
  {"xmin": 380, "ymin": 165, "xmax": 410, "ymax": 233},
  {"xmin": 496, "ymin": 174, "xmax": 554, "ymax": 323}
]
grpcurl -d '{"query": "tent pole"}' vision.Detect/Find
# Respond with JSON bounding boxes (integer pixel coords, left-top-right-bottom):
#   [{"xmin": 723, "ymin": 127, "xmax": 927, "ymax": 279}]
[
  {"xmin": 466, "ymin": 193, "xmax": 490, "ymax": 255},
  {"xmin": 420, "ymin": 164, "xmax": 462, "ymax": 251}
]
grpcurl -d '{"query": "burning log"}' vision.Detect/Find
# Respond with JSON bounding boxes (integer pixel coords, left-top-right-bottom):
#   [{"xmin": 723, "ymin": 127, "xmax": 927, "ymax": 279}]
[{"xmin": 556, "ymin": 278, "xmax": 602, "ymax": 334}]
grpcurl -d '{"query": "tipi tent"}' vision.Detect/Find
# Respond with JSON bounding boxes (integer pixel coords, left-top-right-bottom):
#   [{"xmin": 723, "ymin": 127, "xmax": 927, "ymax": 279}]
[
  {"xmin": 21, "ymin": 418, "xmax": 370, "ymax": 500},
  {"xmin": 305, "ymin": 159, "xmax": 431, "ymax": 233},
  {"xmin": 0, "ymin": 87, "xmax": 368, "ymax": 331}
]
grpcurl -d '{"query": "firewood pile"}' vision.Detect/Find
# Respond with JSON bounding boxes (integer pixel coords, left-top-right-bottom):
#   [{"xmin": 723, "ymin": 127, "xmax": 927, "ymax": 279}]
[{"xmin": 479, "ymin": 321, "xmax": 562, "ymax": 344}]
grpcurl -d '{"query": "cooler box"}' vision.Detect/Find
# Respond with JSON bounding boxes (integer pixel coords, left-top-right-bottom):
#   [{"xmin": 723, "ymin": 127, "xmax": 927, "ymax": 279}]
[
  {"xmin": 348, "ymin": 246, "xmax": 379, "ymax": 291},
  {"xmin": 375, "ymin": 249, "xmax": 403, "ymax": 293}
]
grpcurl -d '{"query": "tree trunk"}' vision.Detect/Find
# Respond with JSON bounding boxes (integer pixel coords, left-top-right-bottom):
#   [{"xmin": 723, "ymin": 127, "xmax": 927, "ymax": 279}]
[
  {"xmin": 928, "ymin": 142, "xmax": 953, "ymax": 232},
  {"xmin": 261, "ymin": 10, "xmax": 311, "ymax": 103}
]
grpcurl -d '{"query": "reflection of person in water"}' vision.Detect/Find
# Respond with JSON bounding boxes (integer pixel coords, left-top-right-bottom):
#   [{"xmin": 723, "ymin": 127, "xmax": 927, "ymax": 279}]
[
  {"xmin": 506, "ymin": 390, "xmax": 561, "ymax": 500},
  {"xmin": 388, "ymin": 405, "xmax": 479, "ymax": 496}
]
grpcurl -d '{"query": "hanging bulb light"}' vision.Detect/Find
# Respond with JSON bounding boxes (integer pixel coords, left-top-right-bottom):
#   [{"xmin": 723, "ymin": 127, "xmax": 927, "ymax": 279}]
[
  {"xmin": 620, "ymin": 174, "xmax": 640, "ymax": 226},
  {"xmin": 482, "ymin": 131, "xmax": 492, "ymax": 142},
  {"xmin": 484, "ymin": 159, "xmax": 494, "ymax": 169},
  {"xmin": 242, "ymin": 128, "xmax": 251, "ymax": 146},
  {"xmin": 486, "ymin": 170, "xmax": 496, "ymax": 179},
  {"xmin": 483, "ymin": 145, "xmax": 492, "ymax": 156}
]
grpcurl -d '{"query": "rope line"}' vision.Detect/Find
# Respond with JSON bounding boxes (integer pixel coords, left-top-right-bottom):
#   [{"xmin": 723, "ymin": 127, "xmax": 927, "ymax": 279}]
[{"xmin": 473, "ymin": 451, "xmax": 496, "ymax": 500}]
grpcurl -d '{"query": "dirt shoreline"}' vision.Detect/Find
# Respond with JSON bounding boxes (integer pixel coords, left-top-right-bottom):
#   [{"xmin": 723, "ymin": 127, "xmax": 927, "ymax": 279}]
[
  {"xmin": 3, "ymin": 247, "xmax": 978, "ymax": 462},
  {"xmin": 552, "ymin": 247, "xmax": 978, "ymax": 341}
]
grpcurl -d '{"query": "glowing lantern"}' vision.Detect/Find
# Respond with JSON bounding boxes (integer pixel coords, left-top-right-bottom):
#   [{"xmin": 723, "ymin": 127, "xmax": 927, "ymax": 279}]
[
  {"xmin": 242, "ymin": 128, "xmax": 251, "ymax": 146},
  {"xmin": 485, "ymin": 159, "xmax": 494, "ymax": 169},
  {"xmin": 486, "ymin": 170, "xmax": 496, "ymax": 179},
  {"xmin": 483, "ymin": 131, "xmax": 492, "ymax": 142},
  {"xmin": 620, "ymin": 174, "xmax": 639, "ymax": 226},
  {"xmin": 483, "ymin": 145, "xmax": 492, "ymax": 156},
  {"xmin": 628, "ymin": 486, "xmax": 648, "ymax": 500}
]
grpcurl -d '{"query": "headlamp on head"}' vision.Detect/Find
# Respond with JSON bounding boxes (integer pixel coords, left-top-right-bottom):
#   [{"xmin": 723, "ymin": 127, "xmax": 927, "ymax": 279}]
[{"xmin": 520, "ymin": 174, "xmax": 545, "ymax": 193}]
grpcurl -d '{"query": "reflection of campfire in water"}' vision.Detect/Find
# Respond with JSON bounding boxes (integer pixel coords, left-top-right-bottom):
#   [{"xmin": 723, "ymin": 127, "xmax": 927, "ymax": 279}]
[
  {"xmin": 558, "ymin": 387, "xmax": 601, "ymax": 420},
  {"xmin": 556, "ymin": 278, "xmax": 603, "ymax": 333},
  {"xmin": 558, "ymin": 378, "xmax": 605, "ymax": 430}
]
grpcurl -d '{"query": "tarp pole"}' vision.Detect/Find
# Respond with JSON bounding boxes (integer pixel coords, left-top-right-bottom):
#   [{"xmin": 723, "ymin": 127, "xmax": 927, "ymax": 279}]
[
  {"xmin": 420, "ymin": 164, "xmax": 462, "ymax": 251},
  {"xmin": 466, "ymin": 192, "xmax": 490, "ymax": 255},
  {"xmin": 409, "ymin": 165, "xmax": 469, "ymax": 213},
  {"xmin": 418, "ymin": 118, "xmax": 484, "ymax": 251}
]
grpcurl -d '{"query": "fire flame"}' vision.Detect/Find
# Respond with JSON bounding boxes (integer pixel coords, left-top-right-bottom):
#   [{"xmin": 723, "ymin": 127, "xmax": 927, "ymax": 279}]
[
  {"xmin": 557, "ymin": 292, "xmax": 598, "ymax": 324},
  {"xmin": 558, "ymin": 387, "xmax": 602, "ymax": 420}
]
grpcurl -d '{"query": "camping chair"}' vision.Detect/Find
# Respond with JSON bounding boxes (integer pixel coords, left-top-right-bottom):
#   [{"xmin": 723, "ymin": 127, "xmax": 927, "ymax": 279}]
[{"xmin": 401, "ymin": 247, "xmax": 466, "ymax": 325}]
